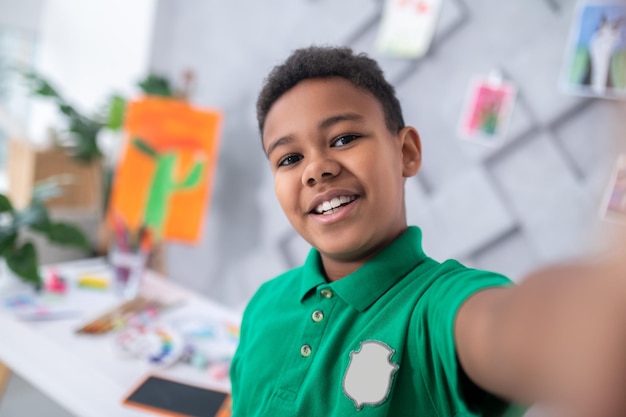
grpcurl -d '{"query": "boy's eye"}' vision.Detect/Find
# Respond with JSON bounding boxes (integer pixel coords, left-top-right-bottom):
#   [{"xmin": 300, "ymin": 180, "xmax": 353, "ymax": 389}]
[
  {"xmin": 332, "ymin": 134, "xmax": 359, "ymax": 147},
  {"xmin": 278, "ymin": 154, "xmax": 303, "ymax": 167}
]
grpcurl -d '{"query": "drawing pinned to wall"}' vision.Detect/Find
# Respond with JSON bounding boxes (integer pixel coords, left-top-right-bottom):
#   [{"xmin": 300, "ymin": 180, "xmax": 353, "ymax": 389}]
[
  {"xmin": 458, "ymin": 71, "xmax": 517, "ymax": 146},
  {"xmin": 600, "ymin": 154, "xmax": 626, "ymax": 223},
  {"xmin": 108, "ymin": 97, "xmax": 221, "ymax": 243},
  {"xmin": 375, "ymin": 0, "xmax": 443, "ymax": 59},
  {"xmin": 561, "ymin": 0, "xmax": 626, "ymax": 98}
]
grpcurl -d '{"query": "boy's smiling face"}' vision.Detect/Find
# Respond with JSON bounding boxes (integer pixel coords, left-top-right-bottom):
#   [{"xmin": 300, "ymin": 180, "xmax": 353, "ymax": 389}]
[{"xmin": 262, "ymin": 77, "xmax": 421, "ymax": 280}]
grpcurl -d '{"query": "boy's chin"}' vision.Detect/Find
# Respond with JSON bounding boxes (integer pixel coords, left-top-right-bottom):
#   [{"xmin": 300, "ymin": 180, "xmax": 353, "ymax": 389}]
[
  {"xmin": 309, "ymin": 225, "xmax": 405, "ymax": 265},
  {"xmin": 314, "ymin": 238, "xmax": 377, "ymax": 264}
]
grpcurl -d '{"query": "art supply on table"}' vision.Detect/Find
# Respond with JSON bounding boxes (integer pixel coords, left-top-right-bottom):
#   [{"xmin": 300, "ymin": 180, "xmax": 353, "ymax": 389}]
[
  {"xmin": 76, "ymin": 274, "xmax": 110, "ymax": 290},
  {"xmin": 3, "ymin": 292, "xmax": 81, "ymax": 321},
  {"xmin": 170, "ymin": 316, "xmax": 239, "ymax": 379},
  {"xmin": 122, "ymin": 375, "xmax": 231, "ymax": 417},
  {"xmin": 75, "ymin": 296, "xmax": 173, "ymax": 334},
  {"xmin": 109, "ymin": 247, "xmax": 149, "ymax": 300},
  {"xmin": 44, "ymin": 267, "xmax": 67, "ymax": 294},
  {"xmin": 110, "ymin": 214, "xmax": 152, "ymax": 300},
  {"xmin": 115, "ymin": 325, "xmax": 185, "ymax": 368},
  {"xmin": 207, "ymin": 358, "xmax": 231, "ymax": 381}
]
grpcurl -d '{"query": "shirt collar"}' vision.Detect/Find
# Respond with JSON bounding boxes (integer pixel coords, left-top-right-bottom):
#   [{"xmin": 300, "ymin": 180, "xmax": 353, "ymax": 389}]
[
  {"xmin": 299, "ymin": 227, "xmax": 427, "ymax": 311},
  {"xmin": 299, "ymin": 249, "xmax": 327, "ymax": 301}
]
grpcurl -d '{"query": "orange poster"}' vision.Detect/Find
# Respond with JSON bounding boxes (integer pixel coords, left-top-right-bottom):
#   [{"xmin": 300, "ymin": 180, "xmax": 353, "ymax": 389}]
[{"xmin": 108, "ymin": 97, "xmax": 221, "ymax": 243}]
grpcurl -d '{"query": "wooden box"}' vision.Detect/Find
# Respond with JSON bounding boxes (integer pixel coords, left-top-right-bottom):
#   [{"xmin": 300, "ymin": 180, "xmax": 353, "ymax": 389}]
[{"xmin": 8, "ymin": 139, "xmax": 103, "ymax": 212}]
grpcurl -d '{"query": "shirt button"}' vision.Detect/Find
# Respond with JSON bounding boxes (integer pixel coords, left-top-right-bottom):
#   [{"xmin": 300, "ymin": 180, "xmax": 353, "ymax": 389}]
[
  {"xmin": 300, "ymin": 345, "xmax": 312, "ymax": 357},
  {"xmin": 320, "ymin": 289, "xmax": 333, "ymax": 298},
  {"xmin": 312, "ymin": 310, "xmax": 324, "ymax": 322}
]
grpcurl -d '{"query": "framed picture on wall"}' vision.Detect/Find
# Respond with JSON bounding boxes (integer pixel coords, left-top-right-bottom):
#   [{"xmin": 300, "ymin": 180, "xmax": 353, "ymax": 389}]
[
  {"xmin": 458, "ymin": 72, "xmax": 517, "ymax": 146},
  {"xmin": 375, "ymin": 0, "xmax": 443, "ymax": 58},
  {"xmin": 561, "ymin": 0, "xmax": 626, "ymax": 99},
  {"xmin": 600, "ymin": 154, "xmax": 626, "ymax": 223},
  {"xmin": 108, "ymin": 97, "xmax": 222, "ymax": 244}
]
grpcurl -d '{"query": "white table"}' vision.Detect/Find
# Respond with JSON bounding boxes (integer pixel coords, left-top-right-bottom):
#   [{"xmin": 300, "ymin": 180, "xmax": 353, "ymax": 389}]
[{"xmin": 0, "ymin": 258, "xmax": 241, "ymax": 417}]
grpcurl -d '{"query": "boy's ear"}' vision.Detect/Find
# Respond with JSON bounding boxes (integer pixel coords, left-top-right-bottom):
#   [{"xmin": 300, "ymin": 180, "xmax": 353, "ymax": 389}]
[{"xmin": 399, "ymin": 126, "xmax": 422, "ymax": 178}]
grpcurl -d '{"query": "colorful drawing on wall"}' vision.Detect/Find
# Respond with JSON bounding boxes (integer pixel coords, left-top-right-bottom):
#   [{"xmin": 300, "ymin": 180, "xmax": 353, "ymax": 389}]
[
  {"xmin": 108, "ymin": 97, "xmax": 221, "ymax": 242},
  {"xmin": 458, "ymin": 72, "xmax": 517, "ymax": 146},
  {"xmin": 600, "ymin": 154, "xmax": 626, "ymax": 223},
  {"xmin": 561, "ymin": 1, "xmax": 626, "ymax": 98},
  {"xmin": 375, "ymin": 0, "xmax": 443, "ymax": 58}
]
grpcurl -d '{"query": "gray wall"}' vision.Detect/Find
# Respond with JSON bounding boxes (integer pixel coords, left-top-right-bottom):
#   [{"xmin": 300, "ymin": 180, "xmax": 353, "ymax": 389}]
[
  {"xmin": 150, "ymin": 0, "xmax": 626, "ymax": 310},
  {"xmin": 0, "ymin": 0, "xmax": 45, "ymax": 33}
]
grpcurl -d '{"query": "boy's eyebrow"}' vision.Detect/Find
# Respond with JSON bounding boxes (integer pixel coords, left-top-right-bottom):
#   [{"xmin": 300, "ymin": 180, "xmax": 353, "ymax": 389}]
[
  {"xmin": 265, "ymin": 113, "xmax": 365, "ymax": 157},
  {"xmin": 265, "ymin": 135, "xmax": 294, "ymax": 158},
  {"xmin": 318, "ymin": 112, "xmax": 365, "ymax": 130}
]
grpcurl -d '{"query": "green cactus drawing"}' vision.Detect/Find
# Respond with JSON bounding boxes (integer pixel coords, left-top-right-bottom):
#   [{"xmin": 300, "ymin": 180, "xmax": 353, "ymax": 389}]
[{"xmin": 133, "ymin": 138, "xmax": 205, "ymax": 238}]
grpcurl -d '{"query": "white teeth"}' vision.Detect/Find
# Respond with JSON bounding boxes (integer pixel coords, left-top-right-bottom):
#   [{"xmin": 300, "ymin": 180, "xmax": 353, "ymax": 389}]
[{"xmin": 314, "ymin": 195, "xmax": 357, "ymax": 214}]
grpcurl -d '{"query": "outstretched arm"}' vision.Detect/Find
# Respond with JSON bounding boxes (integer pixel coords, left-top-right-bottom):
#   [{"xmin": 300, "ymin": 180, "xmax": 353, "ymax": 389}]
[{"xmin": 456, "ymin": 234, "xmax": 626, "ymax": 416}]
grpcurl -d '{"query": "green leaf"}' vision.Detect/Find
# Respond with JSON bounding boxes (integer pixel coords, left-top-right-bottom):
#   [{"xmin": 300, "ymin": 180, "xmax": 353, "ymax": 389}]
[
  {"xmin": 133, "ymin": 138, "xmax": 158, "ymax": 157},
  {"xmin": 0, "ymin": 227, "xmax": 17, "ymax": 257},
  {"xmin": 176, "ymin": 161, "xmax": 205, "ymax": 189},
  {"xmin": 35, "ymin": 83, "xmax": 59, "ymax": 98},
  {"xmin": 23, "ymin": 72, "xmax": 61, "ymax": 99},
  {"xmin": 59, "ymin": 103, "xmax": 78, "ymax": 118},
  {"xmin": 47, "ymin": 222, "xmax": 89, "ymax": 249},
  {"xmin": 73, "ymin": 138, "xmax": 102, "ymax": 161},
  {"xmin": 102, "ymin": 165, "xmax": 114, "ymax": 213},
  {"xmin": 32, "ymin": 179, "xmax": 66, "ymax": 203},
  {"xmin": 16, "ymin": 200, "xmax": 50, "ymax": 230},
  {"xmin": 67, "ymin": 120, "xmax": 103, "ymax": 162},
  {"xmin": 106, "ymin": 95, "xmax": 127, "ymax": 131},
  {"xmin": 6, "ymin": 242, "xmax": 42, "ymax": 287},
  {"xmin": 137, "ymin": 74, "xmax": 174, "ymax": 97},
  {"xmin": 0, "ymin": 194, "xmax": 14, "ymax": 213}
]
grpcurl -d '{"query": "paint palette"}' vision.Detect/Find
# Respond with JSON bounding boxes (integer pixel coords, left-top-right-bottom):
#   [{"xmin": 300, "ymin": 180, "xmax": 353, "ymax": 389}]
[{"xmin": 115, "ymin": 325, "xmax": 184, "ymax": 368}]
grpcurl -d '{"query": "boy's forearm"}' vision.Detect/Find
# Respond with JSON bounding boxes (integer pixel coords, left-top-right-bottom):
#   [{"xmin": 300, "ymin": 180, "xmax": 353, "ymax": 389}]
[{"xmin": 487, "ymin": 256, "xmax": 626, "ymax": 415}]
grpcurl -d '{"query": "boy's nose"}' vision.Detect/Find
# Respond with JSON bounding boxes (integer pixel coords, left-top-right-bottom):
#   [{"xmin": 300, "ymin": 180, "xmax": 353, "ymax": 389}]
[{"xmin": 302, "ymin": 156, "xmax": 341, "ymax": 186}]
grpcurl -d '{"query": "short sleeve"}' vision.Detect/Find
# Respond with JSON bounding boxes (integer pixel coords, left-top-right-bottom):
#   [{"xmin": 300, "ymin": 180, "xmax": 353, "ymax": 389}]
[{"xmin": 414, "ymin": 260, "xmax": 515, "ymax": 416}]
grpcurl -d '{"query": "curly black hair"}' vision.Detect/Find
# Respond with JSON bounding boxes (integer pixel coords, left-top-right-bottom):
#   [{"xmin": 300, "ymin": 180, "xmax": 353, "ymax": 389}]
[{"xmin": 256, "ymin": 45, "xmax": 405, "ymax": 136}]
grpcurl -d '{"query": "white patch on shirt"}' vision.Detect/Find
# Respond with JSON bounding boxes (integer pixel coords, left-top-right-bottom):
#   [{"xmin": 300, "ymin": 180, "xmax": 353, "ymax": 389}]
[{"xmin": 343, "ymin": 340, "xmax": 399, "ymax": 410}]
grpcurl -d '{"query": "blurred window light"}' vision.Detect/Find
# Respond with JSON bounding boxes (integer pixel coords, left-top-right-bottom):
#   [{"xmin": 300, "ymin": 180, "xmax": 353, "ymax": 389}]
[{"xmin": 0, "ymin": 28, "xmax": 37, "ymax": 190}]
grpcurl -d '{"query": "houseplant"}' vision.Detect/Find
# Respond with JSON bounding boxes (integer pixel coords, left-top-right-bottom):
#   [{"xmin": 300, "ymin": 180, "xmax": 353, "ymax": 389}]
[
  {"xmin": 0, "ymin": 184, "xmax": 89, "ymax": 289},
  {"xmin": 22, "ymin": 71, "xmax": 181, "ymax": 212}
]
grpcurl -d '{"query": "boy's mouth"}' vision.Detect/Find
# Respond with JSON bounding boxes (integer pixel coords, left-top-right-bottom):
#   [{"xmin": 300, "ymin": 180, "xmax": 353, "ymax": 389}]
[{"xmin": 311, "ymin": 195, "xmax": 358, "ymax": 215}]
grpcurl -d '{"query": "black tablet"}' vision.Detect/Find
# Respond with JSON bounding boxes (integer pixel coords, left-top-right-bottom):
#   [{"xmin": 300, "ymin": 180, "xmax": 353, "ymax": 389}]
[{"xmin": 123, "ymin": 375, "xmax": 231, "ymax": 417}]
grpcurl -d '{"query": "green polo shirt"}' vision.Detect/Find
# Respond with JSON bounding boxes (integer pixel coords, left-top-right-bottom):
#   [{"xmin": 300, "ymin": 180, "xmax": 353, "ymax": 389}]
[{"xmin": 231, "ymin": 226, "xmax": 520, "ymax": 416}]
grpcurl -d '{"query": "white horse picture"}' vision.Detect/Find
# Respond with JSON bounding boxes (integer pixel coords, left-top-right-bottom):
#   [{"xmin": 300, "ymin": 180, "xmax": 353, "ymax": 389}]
[
  {"xmin": 582, "ymin": 14, "xmax": 625, "ymax": 93},
  {"xmin": 564, "ymin": 3, "xmax": 626, "ymax": 98}
]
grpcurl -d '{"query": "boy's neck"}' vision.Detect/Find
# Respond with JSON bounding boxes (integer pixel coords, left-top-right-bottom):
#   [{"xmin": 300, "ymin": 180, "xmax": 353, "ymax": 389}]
[
  {"xmin": 322, "ymin": 257, "xmax": 371, "ymax": 282},
  {"xmin": 319, "ymin": 227, "xmax": 407, "ymax": 282}
]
